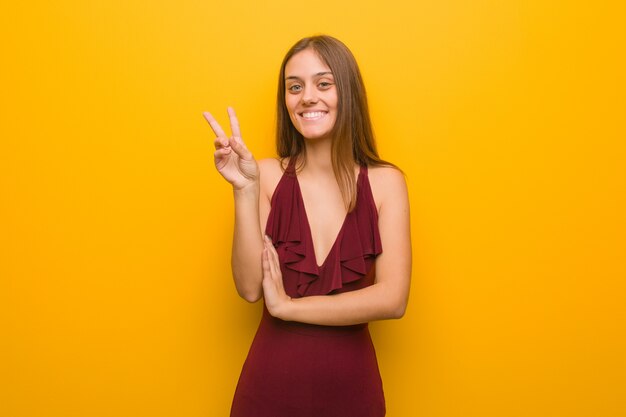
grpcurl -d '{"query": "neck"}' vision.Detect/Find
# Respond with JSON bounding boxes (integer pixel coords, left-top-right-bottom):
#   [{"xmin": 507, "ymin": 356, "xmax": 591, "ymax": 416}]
[{"xmin": 303, "ymin": 137, "xmax": 333, "ymax": 173}]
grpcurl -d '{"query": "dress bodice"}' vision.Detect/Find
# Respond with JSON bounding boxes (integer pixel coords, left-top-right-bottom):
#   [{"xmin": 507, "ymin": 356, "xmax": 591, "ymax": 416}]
[{"xmin": 265, "ymin": 160, "xmax": 383, "ymax": 297}]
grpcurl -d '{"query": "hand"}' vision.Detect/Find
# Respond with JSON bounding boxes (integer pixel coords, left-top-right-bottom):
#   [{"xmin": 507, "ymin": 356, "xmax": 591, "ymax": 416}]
[
  {"xmin": 262, "ymin": 235, "xmax": 292, "ymax": 319},
  {"xmin": 202, "ymin": 107, "xmax": 259, "ymax": 190}
]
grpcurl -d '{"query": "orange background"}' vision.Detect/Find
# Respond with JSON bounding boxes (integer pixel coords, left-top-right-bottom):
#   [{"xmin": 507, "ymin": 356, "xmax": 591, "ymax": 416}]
[{"xmin": 2, "ymin": 1, "xmax": 625, "ymax": 416}]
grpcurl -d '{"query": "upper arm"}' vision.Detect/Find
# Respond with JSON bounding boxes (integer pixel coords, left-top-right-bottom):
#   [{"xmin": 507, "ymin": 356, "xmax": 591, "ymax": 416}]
[
  {"xmin": 258, "ymin": 158, "xmax": 284, "ymax": 233},
  {"xmin": 369, "ymin": 166, "xmax": 412, "ymax": 309}
]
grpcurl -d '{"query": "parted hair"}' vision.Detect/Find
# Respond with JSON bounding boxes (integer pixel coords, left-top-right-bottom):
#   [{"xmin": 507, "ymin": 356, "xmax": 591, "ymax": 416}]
[{"xmin": 276, "ymin": 35, "xmax": 394, "ymax": 212}]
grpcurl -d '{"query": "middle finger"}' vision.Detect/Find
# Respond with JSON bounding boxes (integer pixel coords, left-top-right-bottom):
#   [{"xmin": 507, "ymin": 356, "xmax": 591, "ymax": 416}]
[{"xmin": 227, "ymin": 107, "xmax": 242, "ymax": 139}]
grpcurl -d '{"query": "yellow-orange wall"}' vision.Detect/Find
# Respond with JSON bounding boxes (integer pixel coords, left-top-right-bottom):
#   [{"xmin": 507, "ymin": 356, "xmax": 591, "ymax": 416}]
[{"xmin": 2, "ymin": 1, "xmax": 625, "ymax": 416}]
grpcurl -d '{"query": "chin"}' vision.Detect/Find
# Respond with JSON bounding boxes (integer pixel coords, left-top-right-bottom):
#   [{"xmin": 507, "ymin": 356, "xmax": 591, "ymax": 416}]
[
  {"xmin": 299, "ymin": 126, "xmax": 333, "ymax": 140},
  {"xmin": 302, "ymin": 132, "xmax": 332, "ymax": 141}
]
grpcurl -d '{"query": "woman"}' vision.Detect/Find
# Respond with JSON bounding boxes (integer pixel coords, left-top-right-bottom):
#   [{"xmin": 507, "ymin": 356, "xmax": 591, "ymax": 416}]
[{"xmin": 203, "ymin": 35, "xmax": 411, "ymax": 417}]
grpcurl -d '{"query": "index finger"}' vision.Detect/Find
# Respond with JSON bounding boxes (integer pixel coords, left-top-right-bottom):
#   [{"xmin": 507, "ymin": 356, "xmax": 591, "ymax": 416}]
[
  {"xmin": 202, "ymin": 111, "xmax": 228, "ymax": 139},
  {"xmin": 227, "ymin": 107, "xmax": 242, "ymax": 138}
]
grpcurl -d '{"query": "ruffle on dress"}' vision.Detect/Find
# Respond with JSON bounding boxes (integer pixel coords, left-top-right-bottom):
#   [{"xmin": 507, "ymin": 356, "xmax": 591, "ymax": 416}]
[{"xmin": 265, "ymin": 162, "xmax": 382, "ymax": 297}]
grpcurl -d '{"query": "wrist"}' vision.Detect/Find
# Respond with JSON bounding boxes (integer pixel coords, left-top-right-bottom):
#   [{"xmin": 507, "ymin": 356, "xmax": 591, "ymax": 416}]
[
  {"xmin": 275, "ymin": 296, "xmax": 295, "ymax": 321},
  {"xmin": 233, "ymin": 181, "xmax": 259, "ymax": 197}
]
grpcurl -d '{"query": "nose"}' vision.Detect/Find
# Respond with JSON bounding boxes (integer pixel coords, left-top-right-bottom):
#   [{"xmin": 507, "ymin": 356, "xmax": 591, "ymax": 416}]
[{"xmin": 301, "ymin": 85, "xmax": 318, "ymax": 105}]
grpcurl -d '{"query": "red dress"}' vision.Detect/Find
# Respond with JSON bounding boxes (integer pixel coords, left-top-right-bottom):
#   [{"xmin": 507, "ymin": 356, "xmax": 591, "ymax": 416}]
[{"xmin": 230, "ymin": 161, "xmax": 385, "ymax": 417}]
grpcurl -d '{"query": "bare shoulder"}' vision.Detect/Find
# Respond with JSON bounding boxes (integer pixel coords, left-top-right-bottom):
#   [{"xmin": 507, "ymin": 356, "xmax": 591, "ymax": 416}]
[
  {"xmin": 368, "ymin": 165, "xmax": 408, "ymax": 211},
  {"xmin": 368, "ymin": 164, "xmax": 406, "ymax": 186},
  {"xmin": 258, "ymin": 158, "xmax": 285, "ymax": 200},
  {"xmin": 258, "ymin": 157, "xmax": 283, "ymax": 174}
]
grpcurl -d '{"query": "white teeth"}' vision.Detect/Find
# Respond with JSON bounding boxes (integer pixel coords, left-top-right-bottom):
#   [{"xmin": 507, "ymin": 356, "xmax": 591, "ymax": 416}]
[{"xmin": 302, "ymin": 111, "xmax": 325, "ymax": 119}]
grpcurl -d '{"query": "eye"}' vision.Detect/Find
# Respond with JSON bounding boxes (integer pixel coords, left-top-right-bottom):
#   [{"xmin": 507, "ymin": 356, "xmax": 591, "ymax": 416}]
[
  {"xmin": 287, "ymin": 84, "xmax": 302, "ymax": 93},
  {"xmin": 318, "ymin": 81, "xmax": 333, "ymax": 89}
]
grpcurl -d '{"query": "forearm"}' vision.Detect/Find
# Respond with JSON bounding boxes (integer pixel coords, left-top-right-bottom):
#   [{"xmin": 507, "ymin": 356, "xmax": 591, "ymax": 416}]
[
  {"xmin": 276, "ymin": 281, "xmax": 408, "ymax": 326},
  {"xmin": 231, "ymin": 183, "xmax": 264, "ymax": 302}
]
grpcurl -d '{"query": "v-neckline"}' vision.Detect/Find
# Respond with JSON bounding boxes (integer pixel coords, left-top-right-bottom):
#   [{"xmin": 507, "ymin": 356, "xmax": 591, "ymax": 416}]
[{"xmin": 295, "ymin": 173, "xmax": 358, "ymax": 269}]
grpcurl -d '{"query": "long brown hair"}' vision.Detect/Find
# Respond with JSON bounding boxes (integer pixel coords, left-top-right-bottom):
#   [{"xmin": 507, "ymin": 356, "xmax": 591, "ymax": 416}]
[{"xmin": 276, "ymin": 35, "xmax": 394, "ymax": 211}]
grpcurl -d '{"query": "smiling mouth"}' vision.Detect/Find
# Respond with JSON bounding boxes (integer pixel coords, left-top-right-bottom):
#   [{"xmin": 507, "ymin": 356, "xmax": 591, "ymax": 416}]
[{"xmin": 300, "ymin": 111, "xmax": 327, "ymax": 121}]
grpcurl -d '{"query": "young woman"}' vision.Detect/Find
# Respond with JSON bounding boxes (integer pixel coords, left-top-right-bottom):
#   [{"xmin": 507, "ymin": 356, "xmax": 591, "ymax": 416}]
[{"xmin": 203, "ymin": 35, "xmax": 411, "ymax": 417}]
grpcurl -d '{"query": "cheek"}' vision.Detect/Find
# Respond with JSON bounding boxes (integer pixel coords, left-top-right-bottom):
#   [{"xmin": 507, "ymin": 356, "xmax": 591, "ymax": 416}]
[
  {"xmin": 287, "ymin": 107, "xmax": 297, "ymax": 121},
  {"xmin": 285, "ymin": 93, "xmax": 299, "ymax": 107},
  {"xmin": 284, "ymin": 98, "xmax": 296, "ymax": 116},
  {"xmin": 287, "ymin": 112, "xmax": 300, "ymax": 131}
]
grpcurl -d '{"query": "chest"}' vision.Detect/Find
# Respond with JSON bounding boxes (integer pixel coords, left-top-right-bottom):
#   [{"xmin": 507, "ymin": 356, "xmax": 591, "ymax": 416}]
[{"xmin": 298, "ymin": 178, "xmax": 348, "ymax": 267}]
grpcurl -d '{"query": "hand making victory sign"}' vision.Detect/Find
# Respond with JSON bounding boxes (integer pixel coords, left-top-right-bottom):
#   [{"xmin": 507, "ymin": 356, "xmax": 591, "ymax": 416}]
[
  {"xmin": 203, "ymin": 107, "xmax": 259, "ymax": 190},
  {"xmin": 203, "ymin": 106, "xmax": 287, "ymax": 305}
]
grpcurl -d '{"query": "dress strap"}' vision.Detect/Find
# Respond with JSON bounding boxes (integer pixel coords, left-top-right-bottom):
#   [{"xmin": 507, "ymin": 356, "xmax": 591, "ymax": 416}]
[{"xmin": 283, "ymin": 157, "xmax": 298, "ymax": 175}]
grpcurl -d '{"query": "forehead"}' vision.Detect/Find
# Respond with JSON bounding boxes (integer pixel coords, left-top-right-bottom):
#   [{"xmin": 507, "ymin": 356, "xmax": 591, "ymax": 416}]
[{"xmin": 285, "ymin": 49, "xmax": 332, "ymax": 78}]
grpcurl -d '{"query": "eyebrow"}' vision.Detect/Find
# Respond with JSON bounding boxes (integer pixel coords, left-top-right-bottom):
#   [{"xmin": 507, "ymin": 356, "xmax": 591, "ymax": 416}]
[{"xmin": 285, "ymin": 71, "xmax": 333, "ymax": 81}]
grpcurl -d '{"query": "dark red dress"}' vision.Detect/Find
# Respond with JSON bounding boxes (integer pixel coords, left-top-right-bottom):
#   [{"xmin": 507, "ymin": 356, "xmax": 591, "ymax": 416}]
[{"xmin": 230, "ymin": 161, "xmax": 385, "ymax": 417}]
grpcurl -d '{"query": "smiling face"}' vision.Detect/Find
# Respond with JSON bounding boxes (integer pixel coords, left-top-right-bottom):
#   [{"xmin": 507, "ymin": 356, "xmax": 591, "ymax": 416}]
[{"xmin": 284, "ymin": 48, "xmax": 338, "ymax": 142}]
